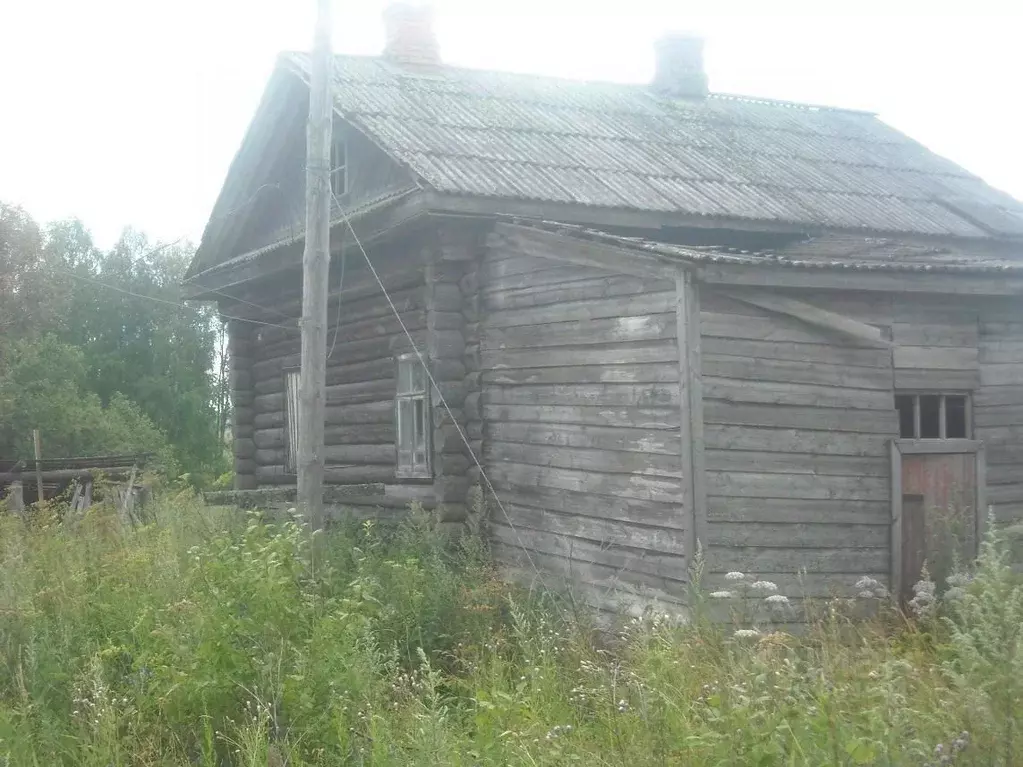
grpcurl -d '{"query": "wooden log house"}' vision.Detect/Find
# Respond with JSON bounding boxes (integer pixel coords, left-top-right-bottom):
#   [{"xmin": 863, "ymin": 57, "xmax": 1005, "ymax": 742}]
[{"xmin": 187, "ymin": 6, "xmax": 1023, "ymax": 616}]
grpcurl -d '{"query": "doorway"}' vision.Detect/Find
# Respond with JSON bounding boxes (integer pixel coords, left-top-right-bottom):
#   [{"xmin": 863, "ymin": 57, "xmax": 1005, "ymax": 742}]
[{"xmin": 890, "ymin": 440, "xmax": 986, "ymax": 604}]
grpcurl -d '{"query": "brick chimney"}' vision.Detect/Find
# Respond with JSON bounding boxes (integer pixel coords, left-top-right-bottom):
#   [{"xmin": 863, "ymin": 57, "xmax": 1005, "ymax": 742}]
[
  {"xmin": 382, "ymin": 3, "xmax": 441, "ymax": 68},
  {"xmin": 653, "ymin": 33, "xmax": 708, "ymax": 99}
]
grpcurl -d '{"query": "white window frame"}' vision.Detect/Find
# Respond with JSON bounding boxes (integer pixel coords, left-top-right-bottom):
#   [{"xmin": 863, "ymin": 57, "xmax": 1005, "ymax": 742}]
[
  {"xmin": 895, "ymin": 391, "xmax": 972, "ymax": 441},
  {"xmin": 395, "ymin": 354, "xmax": 431, "ymax": 479},
  {"xmin": 283, "ymin": 368, "xmax": 301, "ymax": 475},
  {"xmin": 330, "ymin": 130, "xmax": 347, "ymax": 198}
]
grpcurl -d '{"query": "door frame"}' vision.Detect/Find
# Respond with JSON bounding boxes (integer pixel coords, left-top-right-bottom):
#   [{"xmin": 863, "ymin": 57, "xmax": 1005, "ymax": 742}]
[{"xmin": 889, "ymin": 438, "xmax": 987, "ymax": 601}]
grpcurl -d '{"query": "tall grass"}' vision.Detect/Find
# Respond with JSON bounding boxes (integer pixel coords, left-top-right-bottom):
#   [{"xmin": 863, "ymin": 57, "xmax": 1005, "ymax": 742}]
[{"xmin": 1, "ymin": 491, "xmax": 1021, "ymax": 766}]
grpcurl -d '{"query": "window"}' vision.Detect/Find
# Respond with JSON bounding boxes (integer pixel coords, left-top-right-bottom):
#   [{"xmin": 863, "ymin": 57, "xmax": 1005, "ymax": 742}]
[
  {"xmin": 330, "ymin": 130, "xmax": 347, "ymax": 198},
  {"xmin": 284, "ymin": 369, "xmax": 301, "ymax": 474},
  {"xmin": 895, "ymin": 393, "xmax": 970, "ymax": 439},
  {"xmin": 395, "ymin": 354, "xmax": 431, "ymax": 478}
]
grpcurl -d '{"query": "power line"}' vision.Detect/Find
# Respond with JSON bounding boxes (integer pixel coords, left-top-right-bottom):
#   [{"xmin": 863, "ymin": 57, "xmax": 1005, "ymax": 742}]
[{"xmin": 51, "ymin": 266, "xmax": 299, "ymax": 333}]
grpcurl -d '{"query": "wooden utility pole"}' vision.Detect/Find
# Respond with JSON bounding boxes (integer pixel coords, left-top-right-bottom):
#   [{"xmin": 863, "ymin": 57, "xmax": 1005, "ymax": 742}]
[
  {"xmin": 32, "ymin": 429, "xmax": 44, "ymax": 505},
  {"xmin": 297, "ymin": 0, "xmax": 333, "ymax": 531}
]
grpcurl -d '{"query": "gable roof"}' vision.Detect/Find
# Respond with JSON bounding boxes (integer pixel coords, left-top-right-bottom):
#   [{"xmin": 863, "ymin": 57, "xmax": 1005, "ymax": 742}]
[{"xmin": 282, "ymin": 53, "xmax": 1023, "ymax": 241}]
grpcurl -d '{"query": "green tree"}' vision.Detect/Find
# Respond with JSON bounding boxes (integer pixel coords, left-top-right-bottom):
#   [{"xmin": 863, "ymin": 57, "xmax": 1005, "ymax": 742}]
[{"xmin": 0, "ymin": 204, "xmax": 228, "ymax": 486}]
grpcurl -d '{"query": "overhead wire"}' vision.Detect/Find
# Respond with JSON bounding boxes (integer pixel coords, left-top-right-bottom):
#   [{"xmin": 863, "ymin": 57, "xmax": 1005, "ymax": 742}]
[{"xmin": 51, "ymin": 266, "xmax": 299, "ymax": 333}]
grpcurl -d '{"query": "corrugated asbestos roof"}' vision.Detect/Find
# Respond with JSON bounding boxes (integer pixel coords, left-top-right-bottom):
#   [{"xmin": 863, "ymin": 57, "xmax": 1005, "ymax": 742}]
[
  {"xmin": 282, "ymin": 54, "xmax": 1023, "ymax": 240},
  {"xmin": 518, "ymin": 220, "xmax": 1023, "ymax": 273}
]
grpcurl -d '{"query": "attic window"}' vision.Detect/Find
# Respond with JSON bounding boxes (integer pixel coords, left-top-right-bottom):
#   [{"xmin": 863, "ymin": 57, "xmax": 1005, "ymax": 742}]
[
  {"xmin": 330, "ymin": 130, "xmax": 347, "ymax": 198},
  {"xmin": 895, "ymin": 393, "xmax": 970, "ymax": 440}
]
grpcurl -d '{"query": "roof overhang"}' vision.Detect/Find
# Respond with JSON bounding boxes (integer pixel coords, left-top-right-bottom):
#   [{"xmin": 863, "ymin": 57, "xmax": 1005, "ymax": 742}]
[{"xmin": 183, "ymin": 188, "xmax": 429, "ymax": 300}]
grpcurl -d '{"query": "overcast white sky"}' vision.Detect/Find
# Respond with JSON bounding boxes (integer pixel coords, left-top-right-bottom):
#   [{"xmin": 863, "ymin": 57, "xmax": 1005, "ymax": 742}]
[{"xmin": 1, "ymin": 0, "xmax": 1021, "ymax": 250}]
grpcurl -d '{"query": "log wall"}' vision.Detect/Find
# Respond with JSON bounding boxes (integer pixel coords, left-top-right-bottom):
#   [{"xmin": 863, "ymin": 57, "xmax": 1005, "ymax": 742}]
[
  {"xmin": 479, "ymin": 231, "xmax": 689, "ymax": 614},
  {"xmin": 228, "ymin": 319, "xmax": 258, "ymax": 490},
  {"xmin": 234, "ymin": 244, "xmax": 439, "ymax": 516}
]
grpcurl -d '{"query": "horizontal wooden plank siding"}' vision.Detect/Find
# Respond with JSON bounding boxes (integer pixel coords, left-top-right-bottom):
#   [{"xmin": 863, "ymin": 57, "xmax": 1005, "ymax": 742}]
[
  {"xmin": 699, "ymin": 287, "xmax": 895, "ymax": 599},
  {"xmin": 480, "ymin": 233, "xmax": 688, "ymax": 613},
  {"xmin": 975, "ymin": 300, "xmax": 1023, "ymax": 547}
]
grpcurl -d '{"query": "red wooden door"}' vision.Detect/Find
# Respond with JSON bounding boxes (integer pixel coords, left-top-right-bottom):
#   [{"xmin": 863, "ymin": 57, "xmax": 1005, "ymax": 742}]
[{"xmin": 899, "ymin": 451, "xmax": 978, "ymax": 603}]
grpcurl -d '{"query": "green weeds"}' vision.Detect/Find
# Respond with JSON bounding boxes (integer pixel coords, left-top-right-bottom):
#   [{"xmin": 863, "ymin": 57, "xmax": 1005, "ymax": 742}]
[{"xmin": 1, "ymin": 494, "xmax": 1021, "ymax": 765}]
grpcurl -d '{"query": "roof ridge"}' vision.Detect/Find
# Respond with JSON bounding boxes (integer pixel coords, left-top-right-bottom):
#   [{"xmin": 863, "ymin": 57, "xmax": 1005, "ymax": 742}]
[{"xmin": 309, "ymin": 52, "xmax": 878, "ymax": 117}]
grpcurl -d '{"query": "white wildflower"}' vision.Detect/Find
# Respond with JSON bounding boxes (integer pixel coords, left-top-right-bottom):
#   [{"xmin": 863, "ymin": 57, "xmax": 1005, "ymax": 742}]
[
  {"xmin": 946, "ymin": 572, "xmax": 972, "ymax": 588},
  {"xmin": 733, "ymin": 629, "xmax": 760, "ymax": 639},
  {"xmin": 709, "ymin": 590, "xmax": 736, "ymax": 599},
  {"xmin": 908, "ymin": 572, "xmax": 937, "ymax": 618},
  {"xmin": 944, "ymin": 586, "xmax": 967, "ymax": 601},
  {"xmin": 764, "ymin": 594, "xmax": 789, "ymax": 605},
  {"xmin": 724, "ymin": 571, "xmax": 747, "ymax": 581},
  {"xmin": 750, "ymin": 580, "xmax": 778, "ymax": 592}
]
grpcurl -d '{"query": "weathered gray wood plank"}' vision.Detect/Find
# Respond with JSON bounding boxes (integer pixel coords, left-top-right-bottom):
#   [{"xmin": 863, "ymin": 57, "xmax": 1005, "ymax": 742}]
[
  {"xmin": 482, "ymin": 363, "xmax": 679, "ymax": 386},
  {"xmin": 486, "ymin": 292, "xmax": 676, "ymax": 328},
  {"xmin": 705, "ymin": 425, "xmax": 886, "ymax": 456},
  {"xmin": 489, "ymin": 521, "xmax": 688, "ymax": 580},
  {"xmin": 704, "ymin": 377, "xmax": 894, "ymax": 410},
  {"xmin": 483, "ymin": 266, "xmax": 618, "ymax": 294},
  {"xmin": 484, "ymin": 275, "xmax": 670, "ymax": 312},
  {"xmin": 711, "ymin": 545, "xmax": 890, "ymax": 574},
  {"xmin": 482, "ymin": 403, "xmax": 680, "ymax": 429},
  {"xmin": 483, "ymin": 383, "xmax": 680, "ymax": 408},
  {"xmin": 974, "ymin": 385, "xmax": 1023, "ymax": 408},
  {"xmin": 487, "ymin": 421, "xmax": 679, "ymax": 455},
  {"xmin": 708, "ymin": 521, "xmax": 889, "ymax": 548},
  {"xmin": 482, "ymin": 314, "xmax": 676, "ymax": 349},
  {"xmin": 706, "ymin": 471, "xmax": 890, "ymax": 501},
  {"xmin": 494, "ymin": 224, "xmax": 678, "ymax": 280},
  {"xmin": 894, "ymin": 367, "xmax": 980, "ymax": 390},
  {"xmin": 703, "ymin": 338, "xmax": 891, "ymax": 368},
  {"xmin": 704, "ymin": 403, "xmax": 897, "ymax": 433},
  {"xmin": 254, "ymin": 356, "xmax": 395, "ymax": 395},
  {"xmin": 979, "ymin": 341, "xmax": 1023, "ymax": 364},
  {"xmin": 706, "ymin": 450, "xmax": 888, "ymax": 477},
  {"xmin": 975, "ymin": 405, "xmax": 1023, "ymax": 428},
  {"xmin": 725, "ymin": 290, "xmax": 890, "ymax": 348},
  {"xmin": 482, "ymin": 343, "xmax": 679, "ymax": 369},
  {"xmin": 703, "ymin": 355, "xmax": 892, "ymax": 390},
  {"xmin": 486, "ymin": 440, "xmax": 683, "ymax": 478},
  {"xmin": 492, "ymin": 486, "xmax": 684, "ymax": 529},
  {"xmin": 488, "ymin": 461, "xmax": 681, "ymax": 503},
  {"xmin": 493, "ymin": 549, "xmax": 687, "ymax": 612},
  {"xmin": 980, "ymin": 363, "xmax": 1023, "ymax": 387},
  {"xmin": 893, "ymin": 346, "xmax": 978, "ymax": 371},
  {"xmin": 499, "ymin": 503, "xmax": 687, "ymax": 555},
  {"xmin": 893, "ymin": 322, "xmax": 979, "ymax": 348},
  {"xmin": 707, "ymin": 496, "xmax": 890, "ymax": 525}
]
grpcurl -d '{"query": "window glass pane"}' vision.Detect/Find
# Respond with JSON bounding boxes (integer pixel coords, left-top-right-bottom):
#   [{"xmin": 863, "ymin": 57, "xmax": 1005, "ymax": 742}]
[
  {"xmin": 895, "ymin": 395, "xmax": 916, "ymax": 438},
  {"xmin": 946, "ymin": 396, "xmax": 968, "ymax": 438},
  {"xmin": 410, "ymin": 361, "xmax": 426, "ymax": 393},
  {"xmin": 285, "ymin": 371, "xmax": 301, "ymax": 473},
  {"xmin": 919, "ymin": 395, "xmax": 941, "ymax": 439},
  {"xmin": 413, "ymin": 398, "xmax": 426, "ymax": 449},
  {"xmin": 397, "ymin": 360, "xmax": 413, "ymax": 395},
  {"xmin": 398, "ymin": 398, "xmax": 414, "ymax": 453}
]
